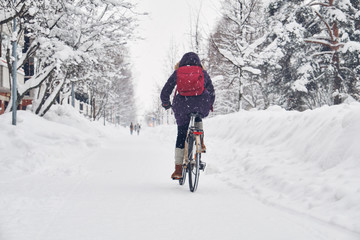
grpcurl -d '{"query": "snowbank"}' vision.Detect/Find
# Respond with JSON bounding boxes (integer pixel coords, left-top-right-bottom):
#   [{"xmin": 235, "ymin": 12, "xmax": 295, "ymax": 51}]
[
  {"xmin": 207, "ymin": 103, "xmax": 360, "ymax": 233},
  {"xmin": 0, "ymin": 105, "xmax": 126, "ymax": 179},
  {"xmin": 148, "ymin": 103, "xmax": 360, "ymax": 233}
]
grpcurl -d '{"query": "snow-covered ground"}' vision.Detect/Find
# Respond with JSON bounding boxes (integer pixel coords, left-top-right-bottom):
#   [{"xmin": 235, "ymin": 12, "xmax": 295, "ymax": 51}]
[{"xmin": 0, "ymin": 104, "xmax": 359, "ymax": 239}]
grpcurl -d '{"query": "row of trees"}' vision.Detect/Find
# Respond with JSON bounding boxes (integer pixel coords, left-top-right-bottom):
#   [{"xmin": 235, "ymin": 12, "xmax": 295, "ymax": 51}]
[
  {"xmin": 0, "ymin": 0, "xmax": 138, "ymax": 124},
  {"xmin": 148, "ymin": 0, "xmax": 359, "ymax": 124},
  {"xmin": 208, "ymin": 0, "xmax": 360, "ymax": 114}
]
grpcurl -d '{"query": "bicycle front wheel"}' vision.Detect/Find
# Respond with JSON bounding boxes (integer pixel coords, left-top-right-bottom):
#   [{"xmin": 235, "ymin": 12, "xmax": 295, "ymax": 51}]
[
  {"xmin": 179, "ymin": 164, "xmax": 187, "ymax": 185},
  {"xmin": 187, "ymin": 135, "xmax": 200, "ymax": 192}
]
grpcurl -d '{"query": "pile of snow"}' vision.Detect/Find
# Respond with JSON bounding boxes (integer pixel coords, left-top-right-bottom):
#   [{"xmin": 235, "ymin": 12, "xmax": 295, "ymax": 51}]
[
  {"xmin": 148, "ymin": 103, "xmax": 360, "ymax": 233},
  {"xmin": 1, "ymin": 103, "xmax": 359, "ymax": 234},
  {"xmin": 0, "ymin": 105, "xmax": 125, "ymax": 179}
]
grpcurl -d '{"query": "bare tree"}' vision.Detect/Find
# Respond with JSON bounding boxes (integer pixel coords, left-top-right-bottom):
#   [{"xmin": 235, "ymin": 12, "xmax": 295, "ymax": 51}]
[
  {"xmin": 208, "ymin": 0, "xmax": 264, "ymax": 111},
  {"xmin": 305, "ymin": 0, "xmax": 343, "ymax": 104}
]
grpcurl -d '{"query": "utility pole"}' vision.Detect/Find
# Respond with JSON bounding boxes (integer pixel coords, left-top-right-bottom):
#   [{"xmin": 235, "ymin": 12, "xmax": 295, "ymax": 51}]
[
  {"xmin": 11, "ymin": 0, "xmax": 17, "ymax": 125},
  {"xmin": 71, "ymin": 81, "xmax": 75, "ymax": 107}
]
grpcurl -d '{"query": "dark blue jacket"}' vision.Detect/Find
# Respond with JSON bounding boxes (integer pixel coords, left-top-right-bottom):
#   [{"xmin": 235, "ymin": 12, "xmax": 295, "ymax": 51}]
[{"xmin": 160, "ymin": 52, "xmax": 215, "ymax": 126}]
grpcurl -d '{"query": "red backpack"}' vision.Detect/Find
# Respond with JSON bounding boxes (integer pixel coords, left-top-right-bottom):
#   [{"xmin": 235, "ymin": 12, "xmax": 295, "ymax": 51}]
[{"xmin": 176, "ymin": 66, "xmax": 204, "ymax": 96}]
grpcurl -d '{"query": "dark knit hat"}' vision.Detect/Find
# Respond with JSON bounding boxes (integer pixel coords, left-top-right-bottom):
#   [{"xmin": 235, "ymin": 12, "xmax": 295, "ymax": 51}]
[{"xmin": 179, "ymin": 52, "xmax": 202, "ymax": 68}]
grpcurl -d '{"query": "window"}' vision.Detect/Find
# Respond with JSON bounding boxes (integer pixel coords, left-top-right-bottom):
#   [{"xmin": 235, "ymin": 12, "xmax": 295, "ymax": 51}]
[{"xmin": 1, "ymin": 34, "xmax": 10, "ymax": 58}]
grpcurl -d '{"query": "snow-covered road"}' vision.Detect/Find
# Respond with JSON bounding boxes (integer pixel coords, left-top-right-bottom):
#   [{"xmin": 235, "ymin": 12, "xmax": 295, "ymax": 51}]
[
  {"xmin": 2, "ymin": 130, "xmax": 358, "ymax": 240},
  {"xmin": 1, "ymin": 105, "xmax": 360, "ymax": 240}
]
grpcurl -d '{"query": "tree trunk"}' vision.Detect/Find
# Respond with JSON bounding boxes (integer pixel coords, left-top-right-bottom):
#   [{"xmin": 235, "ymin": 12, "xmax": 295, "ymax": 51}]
[
  {"xmin": 333, "ymin": 52, "xmax": 342, "ymax": 105},
  {"xmin": 92, "ymin": 97, "xmax": 96, "ymax": 121},
  {"xmin": 39, "ymin": 79, "xmax": 65, "ymax": 116}
]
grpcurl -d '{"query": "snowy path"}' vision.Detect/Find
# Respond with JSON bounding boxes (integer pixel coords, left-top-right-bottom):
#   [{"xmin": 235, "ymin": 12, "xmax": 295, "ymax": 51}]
[{"xmin": 1, "ymin": 130, "xmax": 359, "ymax": 240}]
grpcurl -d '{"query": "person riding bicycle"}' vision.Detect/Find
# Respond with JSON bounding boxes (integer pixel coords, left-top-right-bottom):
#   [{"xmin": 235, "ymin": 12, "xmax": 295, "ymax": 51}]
[{"xmin": 160, "ymin": 52, "xmax": 215, "ymax": 180}]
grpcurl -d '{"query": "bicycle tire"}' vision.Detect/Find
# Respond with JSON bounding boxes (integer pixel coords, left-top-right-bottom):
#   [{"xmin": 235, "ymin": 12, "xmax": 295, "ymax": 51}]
[
  {"xmin": 179, "ymin": 164, "xmax": 187, "ymax": 185},
  {"xmin": 188, "ymin": 135, "xmax": 200, "ymax": 192}
]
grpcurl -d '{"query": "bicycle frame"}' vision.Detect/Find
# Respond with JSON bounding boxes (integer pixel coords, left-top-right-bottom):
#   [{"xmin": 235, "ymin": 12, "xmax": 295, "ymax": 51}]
[{"xmin": 184, "ymin": 114, "xmax": 203, "ymax": 166}]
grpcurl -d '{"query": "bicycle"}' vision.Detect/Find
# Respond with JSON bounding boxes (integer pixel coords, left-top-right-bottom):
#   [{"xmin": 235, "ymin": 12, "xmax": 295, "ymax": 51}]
[{"xmin": 178, "ymin": 113, "xmax": 206, "ymax": 192}]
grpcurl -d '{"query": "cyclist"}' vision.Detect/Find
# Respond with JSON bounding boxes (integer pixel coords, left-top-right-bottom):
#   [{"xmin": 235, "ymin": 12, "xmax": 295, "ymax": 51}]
[{"xmin": 160, "ymin": 52, "xmax": 215, "ymax": 179}]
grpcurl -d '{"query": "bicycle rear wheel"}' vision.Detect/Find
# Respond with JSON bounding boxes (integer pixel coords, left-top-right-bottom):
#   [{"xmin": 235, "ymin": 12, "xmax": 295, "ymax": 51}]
[{"xmin": 187, "ymin": 135, "xmax": 200, "ymax": 192}]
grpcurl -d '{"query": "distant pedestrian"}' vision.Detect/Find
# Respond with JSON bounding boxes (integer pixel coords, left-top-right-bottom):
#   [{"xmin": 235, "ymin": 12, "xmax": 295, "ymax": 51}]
[
  {"xmin": 136, "ymin": 123, "xmax": 141, "ymax": 135},
  {"xmin": 130, "ymin": 122, "xmax": 134, "ymax": 135}
]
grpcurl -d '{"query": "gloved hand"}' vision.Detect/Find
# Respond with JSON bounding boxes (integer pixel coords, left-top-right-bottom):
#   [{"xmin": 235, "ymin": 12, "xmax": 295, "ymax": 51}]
[{"xmin": 162, "ymin": 103, "xmax": 171, "ymax": 110}]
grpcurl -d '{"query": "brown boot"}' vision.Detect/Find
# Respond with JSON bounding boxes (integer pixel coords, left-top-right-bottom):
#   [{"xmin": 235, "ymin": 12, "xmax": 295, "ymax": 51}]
[{"xmin": 171, "ymin": 164, "xmax": 183, "ymax": 179}]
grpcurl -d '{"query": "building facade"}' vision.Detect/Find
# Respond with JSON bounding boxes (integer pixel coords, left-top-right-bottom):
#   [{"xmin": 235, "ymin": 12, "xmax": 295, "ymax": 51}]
[
  {"xmin": 1, "ymin": 23, "xmax": 91, "ymax": 117},
  {"xmin": 0, "ymin": 24, "xmax": 31, "ymax": 114}
]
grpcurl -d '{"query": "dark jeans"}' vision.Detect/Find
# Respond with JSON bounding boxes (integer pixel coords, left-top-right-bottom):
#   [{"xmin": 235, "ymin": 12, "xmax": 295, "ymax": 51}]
[{"xmin": 176, "ymin": 117, "xmax": 202, "ymax": 149}]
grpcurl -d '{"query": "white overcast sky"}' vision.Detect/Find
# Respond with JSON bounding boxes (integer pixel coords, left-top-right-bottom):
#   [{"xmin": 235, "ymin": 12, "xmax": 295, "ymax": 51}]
[{"xmin": 129, "ymin": 0, "xmax": 222, "ymax": 118}]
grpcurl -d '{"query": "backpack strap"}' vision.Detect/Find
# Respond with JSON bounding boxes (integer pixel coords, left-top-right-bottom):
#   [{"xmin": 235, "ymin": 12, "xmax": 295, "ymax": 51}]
[{"xmin": 172, "ymin": 87, "xmax": 178, "ymax": 102}]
